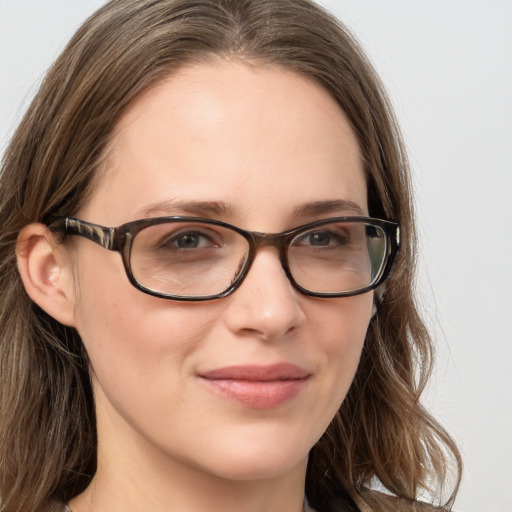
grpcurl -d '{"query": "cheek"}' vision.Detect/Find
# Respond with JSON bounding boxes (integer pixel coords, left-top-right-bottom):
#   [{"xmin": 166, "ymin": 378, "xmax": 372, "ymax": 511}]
[
  {"xmin": 306, "ymin": 293, "xmax": 373, "ymax": 410},
  {"xmin": 311, "ymin": 292, "xmax": 372, "ymax": 357},
  {"xmin": 71, "ymin": 249, "xmax": 218, "ymax": 403}
]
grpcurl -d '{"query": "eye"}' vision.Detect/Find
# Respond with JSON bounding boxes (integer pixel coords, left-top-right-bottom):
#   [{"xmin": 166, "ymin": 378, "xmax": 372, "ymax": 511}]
[
  {"xmin": 294, "ymin": 229, "xmax": 348, "ymax": 247},
  {"xmin": 163, "ymin": 230, "xmax": 219, "ymax": 250}
]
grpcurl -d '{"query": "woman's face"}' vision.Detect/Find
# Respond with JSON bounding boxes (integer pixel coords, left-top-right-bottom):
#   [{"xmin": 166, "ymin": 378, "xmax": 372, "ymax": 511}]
[{"xmin": 69, "ymin": 61, "xmax": 372, "ymax": 482}]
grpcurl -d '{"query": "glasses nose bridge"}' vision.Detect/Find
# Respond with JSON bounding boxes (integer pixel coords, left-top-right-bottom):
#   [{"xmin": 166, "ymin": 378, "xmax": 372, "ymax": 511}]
[
  {"xmin": 250, "ymin": 231, "xmax": 289, "ymax": 254},
  {"xmin": 241, "ymin": 231, "xmax": 293, "ymax": 289}
]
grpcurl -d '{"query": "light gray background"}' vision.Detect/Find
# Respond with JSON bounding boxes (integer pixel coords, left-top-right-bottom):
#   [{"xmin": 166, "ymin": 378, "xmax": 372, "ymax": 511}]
[{"xmin": 1, "ymin": 1, "xmax": 511, "ymax": 511}]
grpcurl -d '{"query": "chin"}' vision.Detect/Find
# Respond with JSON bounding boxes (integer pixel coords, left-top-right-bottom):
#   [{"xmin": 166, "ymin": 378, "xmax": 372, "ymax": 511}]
[
  {"xmin": 203, "ymin": 452, "xmax": 308, "ymax": 482},
  {"xmin": 182, "ymin": 428, "xmax": 313, "ymax": 482}
]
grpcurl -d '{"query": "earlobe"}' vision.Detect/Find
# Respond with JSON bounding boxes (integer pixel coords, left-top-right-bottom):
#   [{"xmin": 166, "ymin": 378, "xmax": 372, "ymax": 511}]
[{"xmin": 16, "ymin": 223, "xmax": 77, "ymax": 327}]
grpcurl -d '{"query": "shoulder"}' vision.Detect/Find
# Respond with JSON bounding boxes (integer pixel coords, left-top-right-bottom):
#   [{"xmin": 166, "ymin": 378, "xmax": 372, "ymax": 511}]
[
  {"xmin": 313, "ymin": 489, "xmax": 452, "ymax": 512},
  {"xmin": 358, "ymin": 490, "xmax": 453, "ymax": 512}
]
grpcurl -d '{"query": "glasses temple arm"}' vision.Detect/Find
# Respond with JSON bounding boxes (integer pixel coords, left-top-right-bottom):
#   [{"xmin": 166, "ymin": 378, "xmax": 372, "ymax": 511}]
[{"xmin": 50, "ymin": 218, "xmax": 118, "ymax": 250}]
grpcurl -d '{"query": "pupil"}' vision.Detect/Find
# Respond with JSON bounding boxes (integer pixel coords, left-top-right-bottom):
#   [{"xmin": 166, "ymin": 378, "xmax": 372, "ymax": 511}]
[
  {"xmin": 310, "ymin": 232, "xmax": 330, "ymax": 245},
  {"xmin": 177, "ymin": 234, "xmax": 199, "ymax": 248}
]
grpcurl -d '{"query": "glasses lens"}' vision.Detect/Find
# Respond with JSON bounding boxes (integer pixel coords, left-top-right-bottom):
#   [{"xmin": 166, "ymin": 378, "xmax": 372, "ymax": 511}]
[
  {"xmin": 287, "ymin": 220, "xmax": 387, "ymax": 294},
  {"xmin": 130, "ymin": 221, "xmax": 250, "ymax": 298}
]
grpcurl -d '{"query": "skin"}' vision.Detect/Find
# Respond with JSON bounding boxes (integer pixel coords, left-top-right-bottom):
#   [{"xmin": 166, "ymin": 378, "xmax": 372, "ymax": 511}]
[{"xmin": 19, "ymin": 61, "xmax": 373, "ymax": 512}]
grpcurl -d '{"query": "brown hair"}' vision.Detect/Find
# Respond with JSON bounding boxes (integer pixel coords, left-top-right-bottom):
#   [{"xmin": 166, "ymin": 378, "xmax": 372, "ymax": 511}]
[{"xmin": 0, "ymin": 1, "xmax": 462, "ymax": 511}]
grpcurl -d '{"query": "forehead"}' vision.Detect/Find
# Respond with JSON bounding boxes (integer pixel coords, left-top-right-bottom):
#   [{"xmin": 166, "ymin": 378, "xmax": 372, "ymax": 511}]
[{"xmin": 81, "ymin": 61, "xmax": 366, "ymax": 228}]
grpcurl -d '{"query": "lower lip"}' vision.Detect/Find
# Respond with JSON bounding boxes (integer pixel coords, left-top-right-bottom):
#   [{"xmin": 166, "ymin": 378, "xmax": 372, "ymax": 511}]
[{"xmin": 200, "ymin": 378, "xmax": 309, "ymax": 409}]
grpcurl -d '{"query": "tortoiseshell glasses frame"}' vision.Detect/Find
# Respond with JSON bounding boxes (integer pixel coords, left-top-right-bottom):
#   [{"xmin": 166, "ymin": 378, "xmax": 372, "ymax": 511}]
[{"xmin": 49, "ymin": 216, "xmax": 400, "ymax": 301}]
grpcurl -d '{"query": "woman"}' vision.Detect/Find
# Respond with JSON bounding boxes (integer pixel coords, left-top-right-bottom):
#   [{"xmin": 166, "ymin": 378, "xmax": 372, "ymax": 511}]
[{"xmin": 0, "ymin": 1, "xmax": 462, "ymax": 511}]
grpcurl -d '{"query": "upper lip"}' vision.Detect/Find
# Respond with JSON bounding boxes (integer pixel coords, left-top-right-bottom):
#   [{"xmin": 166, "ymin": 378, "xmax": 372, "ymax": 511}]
[{"xmin": 198, "ymin": 363, "xmax": 310, "ymax": 381}]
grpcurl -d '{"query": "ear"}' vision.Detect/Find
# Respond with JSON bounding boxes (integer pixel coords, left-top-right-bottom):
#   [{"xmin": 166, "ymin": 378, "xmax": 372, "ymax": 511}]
[{"xmin": 16, "ymin": 223, "xmax": 77, "ymax": 327}]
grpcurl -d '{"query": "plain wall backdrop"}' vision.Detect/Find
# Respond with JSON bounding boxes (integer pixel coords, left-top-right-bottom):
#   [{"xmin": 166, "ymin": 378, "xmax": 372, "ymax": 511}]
[{"xmin": 1, "ymin": 1, "xmax": 511, "ymax": 511}]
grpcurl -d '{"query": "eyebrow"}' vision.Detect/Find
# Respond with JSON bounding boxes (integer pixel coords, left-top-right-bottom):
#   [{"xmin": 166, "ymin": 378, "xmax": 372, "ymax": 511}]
[
  {"xmin": 138, "ymin": 198, "xmax": 365, "ymax": 219},
  {"xmin": 293, "ymin": 199, "xmax": 365, "ymax": 217},
  {"xmin": 139, "ymin": 199, "xmax": 237, "ymax": 218}
]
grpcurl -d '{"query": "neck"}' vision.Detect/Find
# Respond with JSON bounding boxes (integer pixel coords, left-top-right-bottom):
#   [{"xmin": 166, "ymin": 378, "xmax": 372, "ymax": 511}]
[
  {"xmin": 70, "ymin": 469, "xmax": 307, "ymax": 512},
  {"xmin": 69, "ymin": 389, "xmax": 308, "ymax": 512}
]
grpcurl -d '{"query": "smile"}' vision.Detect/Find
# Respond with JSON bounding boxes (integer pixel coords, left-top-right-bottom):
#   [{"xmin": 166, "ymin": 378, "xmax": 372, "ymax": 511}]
[{"xmin": 198, "ymin": 363, "xmax": 311, "ymax": 409}]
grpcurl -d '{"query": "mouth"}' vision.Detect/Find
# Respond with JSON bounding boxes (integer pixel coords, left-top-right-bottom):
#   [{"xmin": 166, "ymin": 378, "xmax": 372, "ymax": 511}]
[{"xmin": 198, "ymin": 363, "xmax": 311, "ymax": 409}]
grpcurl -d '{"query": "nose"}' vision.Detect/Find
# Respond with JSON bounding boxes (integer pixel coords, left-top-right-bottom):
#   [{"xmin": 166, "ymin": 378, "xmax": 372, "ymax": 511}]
[{"xmin": 223, "ymin": 247, "xmax": 306, "ymax": 341}]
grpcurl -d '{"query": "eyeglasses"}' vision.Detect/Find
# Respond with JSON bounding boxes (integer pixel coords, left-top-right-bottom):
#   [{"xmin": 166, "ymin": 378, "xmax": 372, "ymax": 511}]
[{"xmin": 49, "ymin": 216, "xmax": 400, "ymax": 301}]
